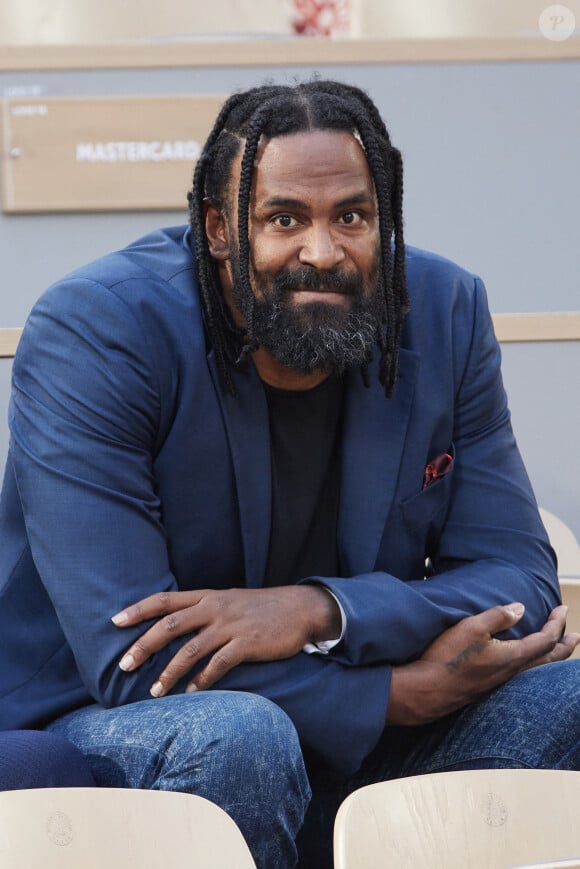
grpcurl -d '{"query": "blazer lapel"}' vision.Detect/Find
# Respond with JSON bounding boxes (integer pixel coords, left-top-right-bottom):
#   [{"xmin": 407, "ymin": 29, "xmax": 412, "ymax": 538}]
[
  {"xmin": 207, "ymin": 351, "xmax": 272, "ymax": 588},
  {"xmin": 339, "ymin": 348, "xmax": 419, "ymax": 576}
]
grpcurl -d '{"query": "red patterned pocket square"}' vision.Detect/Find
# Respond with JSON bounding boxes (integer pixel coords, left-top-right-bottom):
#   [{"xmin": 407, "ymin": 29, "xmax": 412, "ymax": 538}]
[{"xmin": 423, "ymin": 452, "xmax": 454, "ymax": 489}]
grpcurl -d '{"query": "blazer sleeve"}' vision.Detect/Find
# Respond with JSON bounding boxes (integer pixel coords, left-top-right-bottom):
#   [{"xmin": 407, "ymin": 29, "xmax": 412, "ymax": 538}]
[
  {"xmin": 304, "ymin": 277, "xmax": 561, "ymax": 667},
  {"xmin": 9, "ymin": 277, "xmax": 388, "ymax": 776},
  {"xmin": 10, "ymin": 278, "xmax": 186, "ymax": 705}
]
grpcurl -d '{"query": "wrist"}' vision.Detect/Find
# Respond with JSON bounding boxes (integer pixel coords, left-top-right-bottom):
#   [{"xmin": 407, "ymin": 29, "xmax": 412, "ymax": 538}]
[
  {"xmin": 387, "ymin": 663, "xmax": 442, "ymax": 726},
  {"xmin": 303, "ymin": 586, "xmax": 342, "ymax": 645}
]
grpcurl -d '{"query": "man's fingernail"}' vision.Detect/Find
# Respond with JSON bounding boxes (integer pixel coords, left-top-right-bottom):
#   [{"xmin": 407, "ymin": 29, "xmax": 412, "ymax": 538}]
[
  {"xmin": 119, "ymin": 653, "xmax": 135, "ymax": 671},
  {"xmin": 505, "ymin": 602, "xmax": 525, "ymax": 618},
  {"xmin": 112, "ymin": 611, "xmax": 129, "ymax": 625},
  {"xmin": 150, "ymin": 682, "xmax": 164, "ymax": 697},
  {"xmin": 185, "ymin": 683, "xmax": 198, "ymax": 694}
]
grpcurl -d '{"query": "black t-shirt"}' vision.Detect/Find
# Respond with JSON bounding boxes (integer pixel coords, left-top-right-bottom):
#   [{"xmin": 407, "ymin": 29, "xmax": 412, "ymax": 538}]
[{"xmin": 263, "ymin": 375, "xmax": 343, "ymax": 587}]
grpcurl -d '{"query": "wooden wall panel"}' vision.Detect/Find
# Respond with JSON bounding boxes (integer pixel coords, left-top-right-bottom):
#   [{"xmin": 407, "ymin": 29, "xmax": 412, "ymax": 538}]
[
  {"xmin": 1, "ymin": 94, "xmax": 226, "ymax": 212},
  {"xmin": 2, "ymin": 314, "xmax": 580, "ymax": 358}
]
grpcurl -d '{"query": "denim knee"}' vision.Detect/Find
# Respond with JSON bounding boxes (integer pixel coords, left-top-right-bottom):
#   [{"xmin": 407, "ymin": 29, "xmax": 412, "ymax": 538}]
[
  {"xmin": 47, "ymin": 691, "xmax": 310, "ymax": 869},
  {"xmin": 160, "ymin": 693, "xmax": 307, "ymax": 790},
  {"xmin": 409, "ymin": 659, "xmax": 580, "ymax": 774}
]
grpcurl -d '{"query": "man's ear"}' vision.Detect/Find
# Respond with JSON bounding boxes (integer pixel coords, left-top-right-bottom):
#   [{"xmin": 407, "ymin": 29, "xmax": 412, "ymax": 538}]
[{"xmin": 204, "ymin": 200, "xmax": 231, "ymax": 261}]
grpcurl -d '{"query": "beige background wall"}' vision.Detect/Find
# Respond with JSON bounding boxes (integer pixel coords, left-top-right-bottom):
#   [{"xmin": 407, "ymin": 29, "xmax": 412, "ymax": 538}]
[{"xmin": 1, "ymin": 0, "xmax": 578, "ymax": 44}]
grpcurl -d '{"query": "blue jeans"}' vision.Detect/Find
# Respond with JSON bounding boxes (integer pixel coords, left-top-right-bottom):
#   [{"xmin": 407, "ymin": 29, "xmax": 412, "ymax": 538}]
[
  {"xmin": 45, "ymin": 662, "xmax": 580, "ymax": 869},
  {"xmin": 297, "ymin": 660, "xmax": 580, "ymax": 868},
  {"xmin": 46, "ymin": 690, "xmax": 310, "ymax": 869}
]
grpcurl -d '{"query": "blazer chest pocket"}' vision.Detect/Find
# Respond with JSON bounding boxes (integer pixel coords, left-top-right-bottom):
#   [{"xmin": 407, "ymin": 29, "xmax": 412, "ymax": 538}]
[{"xmin": 399, "ymin": 445, "xmax": 455, "ymax": 551}]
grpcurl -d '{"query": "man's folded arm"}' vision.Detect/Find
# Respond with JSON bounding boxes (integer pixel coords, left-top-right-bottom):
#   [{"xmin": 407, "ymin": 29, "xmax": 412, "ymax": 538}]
[{"xmin": 301, "ymin": 277, "xmax": 559, "ymax": 667}]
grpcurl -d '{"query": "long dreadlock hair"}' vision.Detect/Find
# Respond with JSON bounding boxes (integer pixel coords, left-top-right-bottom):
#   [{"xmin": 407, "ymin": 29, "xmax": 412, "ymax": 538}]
[{"xmin": 187, "ymin": 79, "xmax": 409, "ymax": 398}]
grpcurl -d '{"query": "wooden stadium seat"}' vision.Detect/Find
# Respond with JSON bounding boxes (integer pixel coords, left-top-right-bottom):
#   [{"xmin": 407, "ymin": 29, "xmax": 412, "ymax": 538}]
[
  {"xmin": 0, "ymin": 786, "xmax": 257, "ymax": 868},
  {"xmin": 539, "ymin": 508, "xmax": 580, "ymax": 579},
  {"xmin": 560, "ymin": 578, "xmax": 580, "ymax": 659},
  {"xmin": 539, "ymin": 507, "xmax": 580, "ymax": 659},
  {"xmin": 333, "ymin": 769, "xmax": 580, "ymax": 869},
  {"xmin": 508, "ymin": 861, "xmax": 580, "ymax": 869}
]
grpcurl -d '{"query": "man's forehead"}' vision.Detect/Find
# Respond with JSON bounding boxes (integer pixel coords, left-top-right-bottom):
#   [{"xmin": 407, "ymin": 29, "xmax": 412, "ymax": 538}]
[
  {"xmin": 254, "ymin": 128, "xmax": 366, "ymax": 161},
  {"xmin": 250, "ymin": 129, "xmax": 374, "ymax": 195}
]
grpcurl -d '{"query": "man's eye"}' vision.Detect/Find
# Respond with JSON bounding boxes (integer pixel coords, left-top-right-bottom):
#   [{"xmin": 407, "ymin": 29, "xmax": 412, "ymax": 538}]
[
  {"xmin": 341, "ymin": 211, "xmax": 362, "ymax": 225},
  {"xmin": 273, "ymin": 215, "xmax": 297, "ymax": 228}
]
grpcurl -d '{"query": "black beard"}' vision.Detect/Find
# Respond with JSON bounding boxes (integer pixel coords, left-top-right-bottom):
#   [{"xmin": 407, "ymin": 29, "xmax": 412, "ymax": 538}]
[{"xmin": 231, "ymin": 261, "xmax": 384, "ymax": 375}]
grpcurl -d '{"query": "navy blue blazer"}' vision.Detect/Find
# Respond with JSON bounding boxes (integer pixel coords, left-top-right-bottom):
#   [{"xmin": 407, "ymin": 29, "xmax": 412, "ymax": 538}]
[{"xmin": 0, "ymin": 226, "xmax": 559, "ymax": 775}]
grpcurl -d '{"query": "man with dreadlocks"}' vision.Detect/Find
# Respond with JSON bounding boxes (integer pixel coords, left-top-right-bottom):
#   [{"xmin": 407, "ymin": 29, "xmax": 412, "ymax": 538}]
[{"xmin": 1, "ymin": 80, "xmax": 578, "ymax": 868}]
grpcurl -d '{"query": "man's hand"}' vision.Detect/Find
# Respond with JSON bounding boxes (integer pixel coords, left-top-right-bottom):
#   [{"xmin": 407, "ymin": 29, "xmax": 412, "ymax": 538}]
[
  {"xmin": 112, "ymin": 586, "xmax": 342, "ymax": 697},
  {"xmin": 387, "ymin": 603, "xmax": 579, "ymax": 726}
]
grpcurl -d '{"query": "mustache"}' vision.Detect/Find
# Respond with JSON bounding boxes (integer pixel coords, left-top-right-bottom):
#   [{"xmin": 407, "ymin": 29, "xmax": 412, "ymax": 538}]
[{"xmin": 271, "ymin": 267, "xmax": 362, "ymax": 296}]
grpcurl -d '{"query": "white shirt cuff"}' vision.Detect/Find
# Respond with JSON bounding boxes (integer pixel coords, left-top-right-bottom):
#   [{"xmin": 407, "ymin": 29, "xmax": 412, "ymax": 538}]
[{"xmin": 303, "ymin": 591, "xmax": 346, "ymax": 655}]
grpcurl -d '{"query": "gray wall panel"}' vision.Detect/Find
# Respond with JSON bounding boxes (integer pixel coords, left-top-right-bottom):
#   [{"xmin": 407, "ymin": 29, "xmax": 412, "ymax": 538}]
[{"xmin": 500, "ymin": 341, "xmax": 580, "ymax": 538}]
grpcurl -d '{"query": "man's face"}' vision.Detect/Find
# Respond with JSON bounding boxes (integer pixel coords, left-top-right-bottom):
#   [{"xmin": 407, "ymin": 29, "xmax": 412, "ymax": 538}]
[{"xmin": 212, "ymin": 129, "xmax": 384, "ymax": 374}]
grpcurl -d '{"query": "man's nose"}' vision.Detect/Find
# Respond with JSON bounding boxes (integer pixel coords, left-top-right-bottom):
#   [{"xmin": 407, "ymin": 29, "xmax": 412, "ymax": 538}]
[{"xmin": 298, "ymin": 225, "xmax": 345, "ymax": 270}]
